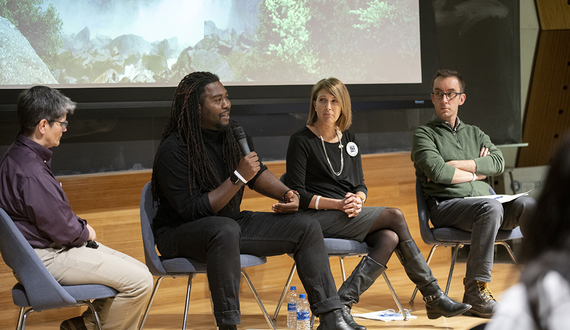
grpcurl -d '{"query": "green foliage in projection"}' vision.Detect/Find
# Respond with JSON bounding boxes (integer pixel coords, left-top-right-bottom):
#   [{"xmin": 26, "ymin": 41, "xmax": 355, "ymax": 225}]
[
  {"xmin": 238, "ymin": 0, "xmax": 420, "ymax": 83},
  {"xmin": 243, "ymin": 0, "xmax": 318, "ymax": 82},
  {"xmin": 350, "ymin": 0, "xmax": 419, "ymax": 56},
  {"xmin": 0, "ymin": 0, "xmax": 63, "ymax": 69}
]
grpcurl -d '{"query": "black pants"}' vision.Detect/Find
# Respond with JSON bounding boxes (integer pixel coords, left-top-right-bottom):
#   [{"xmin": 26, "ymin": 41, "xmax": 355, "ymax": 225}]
[
  {"xmin": 156, "ymin": 211, "xmax": 341, "ymax": 325},
  {"xmin": 430, "ymin": 196, "xmax": 535, "ymax": 282}
]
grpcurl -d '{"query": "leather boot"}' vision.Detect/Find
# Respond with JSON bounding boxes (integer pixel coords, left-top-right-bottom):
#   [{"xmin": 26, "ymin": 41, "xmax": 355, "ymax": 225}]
[
  {"xmin": 462, "ymin": 278, "xmax": 497, "ymax": 318},
  {"xmin": 396, "ymin": 240, "xmax": 471, "ymax": 319},
  {"xmin": 316, "ymin": 308, "xmax": 357, "ymax": 330},
  {"xmin": 337, "ymin": 255, "xmax": 386, "ymax": 330},
  {"xmin": 60, "ymin": 317, "xmax": 86, "ymax": 330}
]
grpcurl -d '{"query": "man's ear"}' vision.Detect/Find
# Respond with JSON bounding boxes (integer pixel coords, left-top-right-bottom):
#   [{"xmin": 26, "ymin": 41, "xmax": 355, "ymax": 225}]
[{"xmin": 458, "ymin": 93, "xmax": 466, "ymax": 106}]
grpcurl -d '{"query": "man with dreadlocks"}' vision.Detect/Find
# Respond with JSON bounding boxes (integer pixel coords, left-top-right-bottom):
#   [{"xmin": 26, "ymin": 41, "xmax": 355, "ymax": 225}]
[{"xmin": 151, "ymin": 72, "xmax": 357, "ymax": 330}]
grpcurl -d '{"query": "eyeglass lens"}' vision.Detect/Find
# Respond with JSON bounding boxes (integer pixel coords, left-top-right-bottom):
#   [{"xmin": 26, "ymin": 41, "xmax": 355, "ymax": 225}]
[{"xmin": 434, "ymin": 91, "xmax": 458, "ymax": 100}]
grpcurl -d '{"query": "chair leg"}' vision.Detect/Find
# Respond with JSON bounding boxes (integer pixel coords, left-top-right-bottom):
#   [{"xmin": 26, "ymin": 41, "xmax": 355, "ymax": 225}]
[
  {"xmin": 410, "ymin": 244, "xmax": 439, "ymax": 303},
  {"xmin": 496, "ymin": 241, "xmax": 519, "ymax": 268},
  {"xmin": 84, "ymin": 301, "xmax": 104, "ymax": 330},
  {"xmin": 182, "ymin": 274, "xmax": 195, "ymax": 330},
  {"xmin": 382, "ymin": 272, "xmax": 408, "ymax": 321},
  {"xmin": 445, "ymin": 244, "xmax": 463, "ymax": 295},
  {"xmin": 272, "ymin": 262, "xmax": 297, "ymax": 323},
  {"xmin": 138, "ymin": 276, "xmax": 167, "ymax": 330},
  {"xmin": 339, "ymin": 256, "xmax": 347, "ymax": 281},
  {"xmin": 241, "ymin": 270, "xmax": 276, "ymax": 330},
  {"xmin": 16, "ymin": 307, "xmax": 30, "ymax": 330}
]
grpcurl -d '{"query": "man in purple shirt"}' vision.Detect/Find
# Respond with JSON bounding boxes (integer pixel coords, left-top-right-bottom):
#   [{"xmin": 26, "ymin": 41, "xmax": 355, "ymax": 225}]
[{"xmin": 0, "ymin": 86, "xmax": 152, "ymax": 330}]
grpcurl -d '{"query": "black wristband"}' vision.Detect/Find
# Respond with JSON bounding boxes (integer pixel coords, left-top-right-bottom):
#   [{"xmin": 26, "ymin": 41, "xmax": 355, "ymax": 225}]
[{"xmin": 230, "ymin": 171, "xmax": 246, "ymax": 187}]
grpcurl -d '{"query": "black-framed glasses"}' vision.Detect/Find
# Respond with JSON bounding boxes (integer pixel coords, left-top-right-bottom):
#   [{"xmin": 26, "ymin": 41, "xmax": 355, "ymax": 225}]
[
  {"xmin": 54, "ymin": 120, "xmax": 68, "ymax": 129},
  {"xmin": 432, "ymin": 91, "xmax": 463, "ymax": 100}
]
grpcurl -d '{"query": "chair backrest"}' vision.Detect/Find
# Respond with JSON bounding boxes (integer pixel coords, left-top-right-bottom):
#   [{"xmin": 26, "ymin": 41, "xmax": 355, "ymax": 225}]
[
  {"xmin": 0, "ymin": 208, "xmax": 77, "ymax": 310},
  {"xmin": 140, "ymin": 182, "xmax": 168, "ymax": 275},
  {"xmin": 415, "ymin": 180, "xmax": 438, "ymax": 245}
]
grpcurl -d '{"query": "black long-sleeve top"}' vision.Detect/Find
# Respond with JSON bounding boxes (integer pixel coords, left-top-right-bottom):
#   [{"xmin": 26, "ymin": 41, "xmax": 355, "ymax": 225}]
[
  {"xmin": 285, "ymin": 126, "xmax": 367, "ymax": 210},
  {"xmin": 152, "ymin": 128, "xmax": 266, "ymax": 238}
]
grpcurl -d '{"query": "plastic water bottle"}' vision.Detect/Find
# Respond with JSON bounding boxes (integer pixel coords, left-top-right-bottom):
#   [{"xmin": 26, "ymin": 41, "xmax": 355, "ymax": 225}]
[
  {"xmin": 287, "ymin": 286, "xmax": 298, "ymax": 329},
  {"xmin": 296, "ymin": 294, "xmax": 310, "ymax": 330}
]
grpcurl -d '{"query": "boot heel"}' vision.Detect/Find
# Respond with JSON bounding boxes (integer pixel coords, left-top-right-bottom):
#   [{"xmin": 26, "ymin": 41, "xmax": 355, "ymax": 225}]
[{"xmin": 424, "ymin": 290, "xmax": 471, "ymax": 319}]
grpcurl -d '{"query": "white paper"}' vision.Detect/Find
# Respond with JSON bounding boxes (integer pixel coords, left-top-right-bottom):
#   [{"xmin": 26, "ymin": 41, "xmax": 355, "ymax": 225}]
[
  {"xmin": 463, "ymin": 190, "xmax": 531, "ymax": 203},
  {"xmin": 353, "ymin": 309, "xmax": 416, "ymax": 322}
]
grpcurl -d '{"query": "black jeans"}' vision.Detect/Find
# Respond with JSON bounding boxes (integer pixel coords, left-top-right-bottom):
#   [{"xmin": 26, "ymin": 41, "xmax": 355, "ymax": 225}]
[{"xmin": 156, "ymin": 211, "xmax": 341, "ymax": 326}]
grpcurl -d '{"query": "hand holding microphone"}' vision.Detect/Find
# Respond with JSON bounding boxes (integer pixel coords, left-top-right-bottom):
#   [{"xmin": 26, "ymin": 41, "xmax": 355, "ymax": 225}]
[
  {"xmin": 233, "ymin": 126, "xmax": 250, "ymax": 155},
  {"xmin": 233, "ymin": 127, "xmax": 259, "ymax": 181}
]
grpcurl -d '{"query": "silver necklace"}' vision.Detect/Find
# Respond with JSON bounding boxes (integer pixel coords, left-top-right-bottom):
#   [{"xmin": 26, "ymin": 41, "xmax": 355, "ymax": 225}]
[{"xmin": 317, "ymin": 127, "xmax": 344, "ymax": 176}]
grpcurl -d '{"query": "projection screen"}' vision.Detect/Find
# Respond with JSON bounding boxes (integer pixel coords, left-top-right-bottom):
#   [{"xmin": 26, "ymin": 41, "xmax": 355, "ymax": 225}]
[{"xmin": 0, "ymin": 0, "xmax": 422, "ymax": 87}]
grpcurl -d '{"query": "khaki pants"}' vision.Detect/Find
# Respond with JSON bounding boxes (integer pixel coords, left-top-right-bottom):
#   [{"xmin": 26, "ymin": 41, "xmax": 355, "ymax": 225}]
[{"xmin": 35, "ymin": 243, "xmax": 153, "ymax": 330}]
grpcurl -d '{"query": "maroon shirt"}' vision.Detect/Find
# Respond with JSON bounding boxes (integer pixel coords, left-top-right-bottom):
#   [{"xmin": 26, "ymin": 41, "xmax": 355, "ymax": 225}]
[{"xmin": 0, "ymin": 134, "xmax": 89, "ymax": 248}]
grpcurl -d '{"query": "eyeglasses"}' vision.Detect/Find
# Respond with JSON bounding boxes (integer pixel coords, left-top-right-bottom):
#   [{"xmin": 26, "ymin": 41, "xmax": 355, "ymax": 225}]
[
  {"xmin": 432, "ymin": 91, "xmax": 463, "ymax": 100},
  {"xmin": 54, "ymin": 120, "xmax": 68, "ymax": 129}
]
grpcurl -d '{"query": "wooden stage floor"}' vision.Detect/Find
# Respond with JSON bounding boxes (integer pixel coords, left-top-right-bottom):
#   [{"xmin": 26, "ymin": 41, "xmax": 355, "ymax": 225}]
[{"xmin": 0, "ymin": 248, "xmax": 519, "ymax": 330}]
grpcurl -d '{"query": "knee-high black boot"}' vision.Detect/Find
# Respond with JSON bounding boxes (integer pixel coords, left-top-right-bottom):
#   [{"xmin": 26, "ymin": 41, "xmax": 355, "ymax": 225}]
[
  {"xmin": 396, "ymin": 240, "xmax": 471, "ymax": 319},
  {"xmin": 337, "ymin": 255, "xmax": 386, "ymax": 330}
]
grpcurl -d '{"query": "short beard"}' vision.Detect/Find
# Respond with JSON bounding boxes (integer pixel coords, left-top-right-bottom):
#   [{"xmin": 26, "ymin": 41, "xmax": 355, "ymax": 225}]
[{"xmin": 217, "ymin": 121, "xmax": 230, "ymax": 132}]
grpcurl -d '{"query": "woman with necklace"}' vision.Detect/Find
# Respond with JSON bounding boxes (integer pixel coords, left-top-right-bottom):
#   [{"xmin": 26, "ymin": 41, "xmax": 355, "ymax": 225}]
[{"xmin": 284, "ymin": 78, "xmax": 470, "ymax": 329}]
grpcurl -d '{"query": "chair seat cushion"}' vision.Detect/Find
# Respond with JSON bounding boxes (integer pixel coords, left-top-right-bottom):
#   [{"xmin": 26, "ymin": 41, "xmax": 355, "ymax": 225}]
[
  {"xmin": 12, "ymin": 283, "xmax": 117, "ymax": 308},
  {"xmin": 432, "ymin": 226, "xmax": 523, "ymax": 244},
  {"xmin": 160, "ymin": 254, "xmax": 266, "ymax": 274},
  {"xmin": 324, "ymin": 238, "xmax": 370, "ymax": 255},
  {"xmin": 239, "ymin": 254, "xmax": 267, "ymax": 268},
  {"xmin": 160, "ymin": 257, "xmax": 207, "ymax": 274}
]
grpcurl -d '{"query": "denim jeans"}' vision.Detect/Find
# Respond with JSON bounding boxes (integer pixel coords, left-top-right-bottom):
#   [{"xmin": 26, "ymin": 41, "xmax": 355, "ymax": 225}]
[
  {"xmin": 156, "ymin": 211, "xmax": 341, "ymax": 326},
  {"xmin": 429, "ymin": 196, "xmax": 535, "ymax": 282}
]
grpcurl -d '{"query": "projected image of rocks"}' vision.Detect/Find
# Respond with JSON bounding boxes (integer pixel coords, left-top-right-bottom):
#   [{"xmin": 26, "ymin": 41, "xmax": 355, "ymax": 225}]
[{"xmin": 0, "ymin": 0, "xmax": 421, "ymax": 86}]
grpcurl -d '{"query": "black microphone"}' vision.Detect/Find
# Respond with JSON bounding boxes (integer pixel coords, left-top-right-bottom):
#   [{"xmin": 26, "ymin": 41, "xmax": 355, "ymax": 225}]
[{"xmin": 233, "ymin": 126, "xmax": 251, "ymax": 155}]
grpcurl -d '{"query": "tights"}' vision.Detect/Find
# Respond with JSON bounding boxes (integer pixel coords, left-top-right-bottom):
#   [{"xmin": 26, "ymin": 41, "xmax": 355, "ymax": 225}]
[{"xmin": 364, "ymin": 208, "xmax": 412, "ymax": 266}]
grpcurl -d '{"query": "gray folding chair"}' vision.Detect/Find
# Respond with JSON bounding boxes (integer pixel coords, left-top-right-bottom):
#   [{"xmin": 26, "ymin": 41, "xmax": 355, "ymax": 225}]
[
  {"xmin": 410, "ymin": 179, "xmax": 523, "ymax": 302},
  {"xmin": 272, "ymin": 238, "xmax": 408, "ymax": 323},
  {"xmin": 138, "ymin": 182, "xmax": 275, "ymax": 330},
  {"xmin": 0, "ymin": 208, "xmax": 117, "ymax": 330}
]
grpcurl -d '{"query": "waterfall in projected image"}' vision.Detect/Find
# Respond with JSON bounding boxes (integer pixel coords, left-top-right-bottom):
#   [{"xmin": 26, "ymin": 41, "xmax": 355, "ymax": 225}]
[{"xmin": 3, "ymin": 0, "xmax": 421, "ymax": 86}]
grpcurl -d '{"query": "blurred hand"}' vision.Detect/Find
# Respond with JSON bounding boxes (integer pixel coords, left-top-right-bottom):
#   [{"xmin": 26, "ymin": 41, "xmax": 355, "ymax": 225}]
[
  {"xmin": 87, "ymin": 224, "xmax": 97, "ymax": 241},
  {"xmin": 272, "ymin": 190, "xmax": 299, "ymax": 213}
]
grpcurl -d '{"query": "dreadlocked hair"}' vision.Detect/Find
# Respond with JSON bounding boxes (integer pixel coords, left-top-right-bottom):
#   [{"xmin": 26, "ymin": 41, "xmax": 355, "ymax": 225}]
[{"xmin": 152, "ymin": 72, "xmax": 244, "ymax": 211}]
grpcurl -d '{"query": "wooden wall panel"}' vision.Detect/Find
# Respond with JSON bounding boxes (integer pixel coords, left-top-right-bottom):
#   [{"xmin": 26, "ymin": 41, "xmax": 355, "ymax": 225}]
[
  {"xmin": 535, "ymin": 0, "xmax": 570, "ymax": 30},
  {"xmin": 58, "ymin": 170, "xmax": 152, "ymax": 214},
  {"xmin": 518, "ymin": 31, "xmax": 570, "ymax": 166}
]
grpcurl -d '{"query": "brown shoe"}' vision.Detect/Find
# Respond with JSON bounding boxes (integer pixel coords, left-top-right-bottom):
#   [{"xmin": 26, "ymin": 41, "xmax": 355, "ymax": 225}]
[
  {"xmin": 60, "ymin": 316, "xmax": 86, "ymax": 330},
  {"xmin": 462, "ymin": 278, "xmax": 497, "ymax": 318}
]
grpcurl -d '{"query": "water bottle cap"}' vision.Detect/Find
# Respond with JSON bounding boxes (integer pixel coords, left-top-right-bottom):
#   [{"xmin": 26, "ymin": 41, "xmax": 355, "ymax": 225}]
[
  {"xmin": 290, "ymin": 286, "xmax": 296, "ymax": 290},
  {"xmin": 299, "ymin": 294, "xmax": 306, "ymax": 298}
]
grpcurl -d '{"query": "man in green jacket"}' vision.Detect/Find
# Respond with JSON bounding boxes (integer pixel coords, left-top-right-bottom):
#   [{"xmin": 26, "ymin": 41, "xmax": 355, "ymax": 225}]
[{"xmin": 411, "ymin": 69, "xmax": 535, "ymax": 318}]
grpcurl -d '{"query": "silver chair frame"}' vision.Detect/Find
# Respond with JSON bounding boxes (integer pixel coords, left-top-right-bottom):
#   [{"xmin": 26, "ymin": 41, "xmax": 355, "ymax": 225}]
[
  {"xmin": 410, "ymin": 179, "xmax": 521, "ymax": 303},
  {"xmin": 138, "ymin": 182, "xmax": 275, "ymax": 330},
  {"xmin": 272, "ymin": 247, "xmax": 408, "ymax": 324}
]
